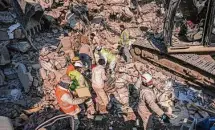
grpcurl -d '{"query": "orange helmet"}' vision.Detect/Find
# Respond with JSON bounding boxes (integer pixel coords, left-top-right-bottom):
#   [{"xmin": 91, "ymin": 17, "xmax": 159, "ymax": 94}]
[{"xmin": 66, "ymin": 64, "xmax": 75, "ymax": 75}]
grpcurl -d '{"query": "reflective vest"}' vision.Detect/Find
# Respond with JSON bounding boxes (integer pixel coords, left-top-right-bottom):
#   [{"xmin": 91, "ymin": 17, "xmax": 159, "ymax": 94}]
[
  {"xmin": 55, "ymin": 86, "xmax": 79, "ymax": 114},
  {"xmin": 68, "ymin": 70, "xmax": 89, "ymax": 88},
  {"xmin": 120, "ymin": 30, "xmax": 129, "ymax": 45},
  {"xmin": 100, "ymin": 49, "xmax": 116, "ymax": 63}
]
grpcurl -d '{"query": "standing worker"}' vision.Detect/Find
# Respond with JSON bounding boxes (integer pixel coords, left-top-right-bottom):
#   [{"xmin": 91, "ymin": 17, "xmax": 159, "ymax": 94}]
[
  {"xmin": 92, "ymin": 59, "xmax": 109, "ymax": 113},
  {"xmin": 79, "ymin": 35, "xmax": 93, "ymax": 69},
  {"xmin": 55, "ymin": 75, "xmax": 88, "ymax": 130},
  {"xmin": 135, "ymin": 73, "xmax": 170, "ymax": 130},
  {"xmin": 119, "ymin": 25, "xmax": 132, "ymax": 63}
]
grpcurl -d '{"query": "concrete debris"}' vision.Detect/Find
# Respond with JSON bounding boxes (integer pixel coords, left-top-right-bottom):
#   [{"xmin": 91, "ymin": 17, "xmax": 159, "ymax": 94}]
[
  {"xmin": 106, "ymin": 0, "xmax": 125, "ymax": 4},
  {"xmin": 0, "ymin": 0, "xmax": 214, "ymax": 130},
  {"xmin": 0, "ymin": 70, "xmax": 5, "ymax": 86},
  {"xmin": 10, "ymin": 89, "xmax": 23, "ymax": 101},
  {"xmin": 0, "ymin": 11, "xmax": 15, "ymax": 24},
  {"xmin": 33, "ymin": 78, "xmax": 39, "ymax": 87},
  {"xmin": 0, "ymin": 43, "xmax": 10, "ymax": 65},
  {"xmin": 3, "ymin": 68, "xmax": 17, "ymax": 80},
  {"xmin": 8, "ymin": 41, "xmax": 31, "ymax": 53},
  {"xmin": 32, "ymin": 64, "xmax": 41, "ymax": 70},
  {"xmin": 7, "ymin": 23, "xmax": 21, "ymax": 40},
  {"xmin": 17, "ymin": 63, "xmax": 33, "ymax": 93},
  {"xmin": 0, "ymin": 116, "xmax": 14, "ymax": 130}
]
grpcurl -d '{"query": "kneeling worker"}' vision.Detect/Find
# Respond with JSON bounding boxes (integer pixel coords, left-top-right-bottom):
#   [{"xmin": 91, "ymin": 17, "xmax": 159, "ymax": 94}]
[{"xmin": 55, "ymin": 75, "xmax": 88, "ymax": 130}]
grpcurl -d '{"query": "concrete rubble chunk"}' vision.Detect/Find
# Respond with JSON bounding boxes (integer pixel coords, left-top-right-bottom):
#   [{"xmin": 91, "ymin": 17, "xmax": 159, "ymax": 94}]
[
  {"xmin": 33, "ymin": 78, "xmax": 39, "ymax": 87},
  {"xmin": 0, "ymin": 30, "xmax": 10, "ymax": 41},
  {"xmin": 0, "ymin": 44, "xmax": 10, "ymax": 65},
  {"xmin": 0, "ymin": 70, "xmax": 5, "ymax": 86},
  {"xmin": 14, "ymin": 29, "xmax": 25, "ymax": 39},
  {"xmin": 106, "ymin": 0, "xmax": 125, "ymax": 4},
  {"xmin": 0, "ymin": 116, "xmax": 14, "ymax": 130},
  {"xmin": 17, "ymin": 63, "xmax": 33, "ymax": 93},
  {"xmin": 60, "ymin": 36, "xmax": 72, "ymax": 51},
  {"xmin": 39, "ymin": 68, "xmax": 47, "ymax": 80},
  {"xmin": 8, "ymin": 41, "xmax": 31, "ymax": 53},
  {"xmin": 0, "ymin": 11, "xmax": 15, "ymax": 24},
  {"xmin": 123, "ymin": 7, "xmax": 134, "ymax": 18},
  {"xmin": 32, "ymin": 64, "xmax": 41, "ymax": 70},
  {"xmin": 3, "ymin": 68, "xmax": 17, "ymax": 80}
]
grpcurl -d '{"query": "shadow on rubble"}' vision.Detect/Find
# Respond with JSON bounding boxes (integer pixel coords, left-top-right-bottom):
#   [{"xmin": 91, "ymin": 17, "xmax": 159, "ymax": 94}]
[{"xmin": 0, "ymin": 10, "xmax": 65, "ymax": 129}]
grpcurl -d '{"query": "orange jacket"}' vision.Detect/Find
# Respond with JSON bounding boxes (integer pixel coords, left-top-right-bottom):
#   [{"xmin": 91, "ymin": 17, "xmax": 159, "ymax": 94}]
[{"xmin": 55, "ymin": 86, "xmax": 79, "ymax": 114}]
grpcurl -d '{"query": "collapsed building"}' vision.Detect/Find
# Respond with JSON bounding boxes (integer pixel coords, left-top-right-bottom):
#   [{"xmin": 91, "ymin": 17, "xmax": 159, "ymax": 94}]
[{"xmin": 0, "ymin": 0, "xmax": 215, "ymax": 130}]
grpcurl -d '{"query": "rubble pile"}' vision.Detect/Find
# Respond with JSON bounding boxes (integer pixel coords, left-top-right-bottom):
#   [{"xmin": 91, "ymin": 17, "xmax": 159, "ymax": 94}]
[{"xmin": 0, "ymin": 0, "xmax": 215, "ymax": 130}]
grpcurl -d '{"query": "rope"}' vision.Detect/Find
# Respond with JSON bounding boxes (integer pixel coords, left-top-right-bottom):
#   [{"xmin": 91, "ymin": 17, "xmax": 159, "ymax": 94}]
[{"xmin": 35, "ymin": 114, "xmax": 74, "ymax": 130}]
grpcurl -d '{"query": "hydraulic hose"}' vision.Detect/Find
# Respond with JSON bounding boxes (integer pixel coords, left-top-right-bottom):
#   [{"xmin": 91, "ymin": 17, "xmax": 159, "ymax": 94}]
[{"xmin": 35, "ymin": 114, "xmax": 74, "ymax": 130}]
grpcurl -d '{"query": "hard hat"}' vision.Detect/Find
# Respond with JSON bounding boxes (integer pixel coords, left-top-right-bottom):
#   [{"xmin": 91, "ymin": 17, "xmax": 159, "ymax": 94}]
[
  {"xmin": 74, "ymin": 61, "xmax": 83, "ymax": 68},
  {"xmin": 72, "ymin": 56, "xmax": 80, "ymax": 62},
  {"xmin": 141, "ymin": 73, "xmax": 152, "ymax": 84},
  {"xmin": 66, "ymin": 64, "xmax": 75, "ymax": 75},
  {"xmin": 96, "ymin": 46, "xmax": 102, "ymax": 51}
]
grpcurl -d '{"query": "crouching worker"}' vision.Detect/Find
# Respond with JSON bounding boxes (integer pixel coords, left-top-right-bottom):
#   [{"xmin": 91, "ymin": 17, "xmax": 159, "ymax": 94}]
[
  {"xmin": 55, "ymin": 75, "xmax": 88, "ymax": 130},
  {"xmin": 66, "ymin": 64, "xmax": 95, "ymax": 119},
  {"xmin": 135, "ymin": 73, "xmax": 170, "ymax": 130}
]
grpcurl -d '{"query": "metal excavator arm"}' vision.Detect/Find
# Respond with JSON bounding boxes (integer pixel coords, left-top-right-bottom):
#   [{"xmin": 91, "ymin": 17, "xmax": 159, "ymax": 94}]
[{"xmin": 11, "ymin": 0, "xmax": 44, "ymax": 50}]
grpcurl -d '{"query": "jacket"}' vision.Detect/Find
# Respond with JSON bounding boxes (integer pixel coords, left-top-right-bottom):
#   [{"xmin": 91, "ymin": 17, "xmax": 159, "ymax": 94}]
[
  {"xmin": 100, "ymin": 49, "xmax": 116, "ymax": 63},
  {"xmin": 139, "ymin": 87, "xmax": 164, "ymax": 117},
  {"xmin": 119, "ymin": 29, "xmax": 130, "ymax": 45},
  {"xmin": 55, "ymin": 86, "xmax": 84, "ymax": 115},
  {"xmin": 92, "ymin": 65, "xmax": 107, "ymax": 88},
  {"xmin": 68, "ymin": 70, "xmax": 89, "ymax": 88}
]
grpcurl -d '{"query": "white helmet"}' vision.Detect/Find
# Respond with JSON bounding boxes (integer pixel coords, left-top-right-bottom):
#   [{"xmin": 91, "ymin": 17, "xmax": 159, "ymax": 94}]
[
  {"xmin": 74, "ymin": 61, "xmax": 83, "ymax": 68},
  {"xmin": 96, "ymin": 46, "xmax": 102, "ymax": 51},
  {"xmin": 141, "ymin": 73, "xmax": 153, "ymax": 85}
]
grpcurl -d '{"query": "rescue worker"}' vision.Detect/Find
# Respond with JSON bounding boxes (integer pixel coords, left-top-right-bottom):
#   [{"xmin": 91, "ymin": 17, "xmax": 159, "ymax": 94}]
[
  {"xmin": 135, "ymin": 73, "xmax": 170, "ymax": 130},
  {"xmin": 119, "ymin": 25, "xmax": 132, "ymax": 63},
  {"xmin": 112, "ymin": 65, "xmax": 137, "ymax": 120},
  {"xmin": 79, "ymin": 35, "xmax": 93, "ymax": 69},
  {"xmin": 95, "ymin": 46, "xmax": 117, "ymax": 76},
  {"xmin": 55, "ymin": 74, "xmax": 88, "ymax": 130},
  {"xmin": 66, "ymin": 64, "xmax": 96, "ymax": 119},
  {"xmin": 92, "ymin": 59, "xmax": 109, "ymax": 113}
]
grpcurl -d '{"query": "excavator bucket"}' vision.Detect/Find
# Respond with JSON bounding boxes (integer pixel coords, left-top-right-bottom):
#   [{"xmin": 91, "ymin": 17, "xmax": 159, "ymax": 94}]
[{"xmin": 12, "ymin": 0, "xmax": 44, "ymax": 36}]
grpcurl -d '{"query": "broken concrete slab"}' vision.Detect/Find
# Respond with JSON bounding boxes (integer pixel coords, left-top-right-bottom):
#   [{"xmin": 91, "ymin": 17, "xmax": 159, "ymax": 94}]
[
  {"xmin": 0, "ymin": 44, "xmax": 10, "ymax": 65},
  {"xmin": 32, "ymin": 64, "xmax": 41, "ymax": 70},
  {"xmin": 0, "ymin": 70, "xmax": 5, "ymax": 86},
  {"xmin": 0, "ymin": 11, "xmax": 15, "ymax": 24},
  {"xmin": 0, "ymin": 116, "xmax": 14, "ymax": 130},
  {"xmin": 17, "ymin": 63, "xmax": 33, "ymax": 93},
  {"xmin": 39, "ymin": 68, "xmax": 47, "ymax": 80},
  {"xmin": 0, "ymin": 30, "xmax": 10, "ymax": 41},
  {"xmin": 33, "ymin": 78, "xmax": 39, "ymax": 87},
  {"xmin": 8, "ymin": 41, "xmax": 31, "ymax": 53},
  {"xmin": 60, "ymin": 36, "xmax": 72, "ymax": 51},
  {"xmin": 3, "ymin": 68, "xmax": 17, "ymax": 80},
  {"xmin": 106, "ymin": 0, "xmax": 125, "ymax": 4}
]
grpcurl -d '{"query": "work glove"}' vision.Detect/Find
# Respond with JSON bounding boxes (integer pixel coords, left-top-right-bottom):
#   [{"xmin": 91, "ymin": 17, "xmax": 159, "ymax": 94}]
[{"xmin": 161, "ymin": 114, "xmax": 170, "ymax": 123}]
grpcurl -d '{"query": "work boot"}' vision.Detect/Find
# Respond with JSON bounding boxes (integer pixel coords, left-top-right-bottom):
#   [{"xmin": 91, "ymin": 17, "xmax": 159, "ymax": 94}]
[{"xmin": 98, "ymin": 104, "xmax": 108, "ymax": 114}]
